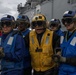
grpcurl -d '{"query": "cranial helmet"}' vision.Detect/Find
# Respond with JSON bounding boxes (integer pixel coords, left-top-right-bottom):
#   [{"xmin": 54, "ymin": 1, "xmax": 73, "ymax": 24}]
[
  {"xmin": 50, "ymin": 19, "xmax": 60, "ymax": 24},
  {"xmin": 17, "ymin": 15, "xmax": 30, "ymax": 23},
  {"xmin": 63, "ymin": 10, "xmax": 76, "ymax": 18},
  {"xmin": 16, "ymin": 15, "xmax": 30, "ymax": 28},
  {"xmin": 31, "ymin": 14, "xmax": 47, "ymax": 29},
  {"xmin": 32, "ymin": 14, "xmax": 46, "ymax": 22},
  {"xmin": 0, "ymin": 15, "xmax": 15, "ymax": 27},
  {"xmin": 50, "ymin": 19, "xmax": 61, "ymax": 28},
  {"xmin": 1, "ymin": 15, "xmax": 15, "ymax": 22},
  {"xmin": 62, "ymin": 10, "xmax": 76, "ymax": 25}
]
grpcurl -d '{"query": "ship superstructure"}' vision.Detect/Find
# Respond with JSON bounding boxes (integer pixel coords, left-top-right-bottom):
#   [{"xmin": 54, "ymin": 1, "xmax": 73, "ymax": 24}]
[
  {"xmin": 17, "ymin": 0, "xmax": 76, "ymax": 30},
  {"xmin": 17, "ymin": 0, "xmax": 76, "ymax": 21}
]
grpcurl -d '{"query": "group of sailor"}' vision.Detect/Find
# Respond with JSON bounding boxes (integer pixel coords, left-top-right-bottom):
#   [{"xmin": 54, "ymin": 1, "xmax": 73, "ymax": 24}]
[{"xmin": 0, "ymin": 10, "xmax": 76, "ymax": 75}]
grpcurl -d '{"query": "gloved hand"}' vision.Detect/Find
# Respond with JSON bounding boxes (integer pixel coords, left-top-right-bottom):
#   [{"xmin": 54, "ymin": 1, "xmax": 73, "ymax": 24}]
[
  {"xmin": 60, "ymin": 56, "xmax": 66, "ymax": 63},
  {"xmin": 52, "ymin": 55, "xmax": 60, "ymax": 63},
  {"xmin": 53, "ymin": 50, "xmax": 61, "ymax": 63},
  {"xmin": 53, "ymin": 54, "xmax": 66, "ymax": 63},
  {"xmin": 0, "ymin": 47, "xmax": 4, "ymax": 53},
  {"xmin": 0, "ymin": 47, "xmax": 5, "ymax": 59}
]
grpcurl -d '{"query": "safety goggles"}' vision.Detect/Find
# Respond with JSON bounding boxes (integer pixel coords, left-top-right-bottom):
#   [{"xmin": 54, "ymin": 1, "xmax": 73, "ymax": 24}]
[
  {"xmin": 31, "ymin": 21, "xmax": 46, "ymax": 27},
  {"xmin": 1, "ymin": 21, "xmax": 13, "ymax": 27},
  {"xmin": 50, "ymin": 23, "xmax": 58, "ymax": 27},
  {"xmin": 16, "ymin": 21, "xmax": 28, "ymax": 26},
  {"xmin": 61, "ymin": 18, "xmax": 73, "ymax": 25}
]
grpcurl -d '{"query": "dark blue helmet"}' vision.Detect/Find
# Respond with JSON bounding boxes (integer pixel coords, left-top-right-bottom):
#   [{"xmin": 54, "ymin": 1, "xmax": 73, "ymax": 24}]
[
  {"xmin": 50, "ymin": 19, "xmax": 60, "ymax": 24},
  {"xmin": 17, "ymin": 15, "xmax": 30, "ymax": 23},
  {"xmin": 0, "ymin": 15, "xmax": 15, "ymax": 27},
  {"xmin": 62, "ymin": 11, "xmax": 76, "ymax": 25},
  {"xmin": 1, "ymin": 15, "xmax": 15, "ymax": 22},
  {"xmin": 50, "ymin": 19, "xmax": 61, "ymax": 29},
  {"xmin": 63, "ymin": 10, "xmax": 76, "ymax": 17},
  {"xmin": 16, "ymin": 15, "xmax": 30, "ymax": 28}
]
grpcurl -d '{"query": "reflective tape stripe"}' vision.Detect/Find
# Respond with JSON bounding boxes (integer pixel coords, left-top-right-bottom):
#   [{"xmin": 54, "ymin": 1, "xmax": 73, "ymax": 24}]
[
  {"xmin": 0, "ymin": 38, "xmax": 1, "ymax": 45},
  {"xmin": 7, "ymin": 37, "xmax": 14, "ymax": 45},
  {"xmin": 31, "ymin": 37, "xmax": 34, "ymax": 44},
  {"xmin": 70, "ymin": 37, "xmax": 76, "ymax": 46},
  {"xmin": 23, "ymin": 35, "xmax": 25, "ymax": 38},
  {"xmin": 60, "ymin": 36, "xmax": 64, "ymax": 44},
  {"xmin": 45, "ymin": 37, "xmax": 49, "ymax": 44}
]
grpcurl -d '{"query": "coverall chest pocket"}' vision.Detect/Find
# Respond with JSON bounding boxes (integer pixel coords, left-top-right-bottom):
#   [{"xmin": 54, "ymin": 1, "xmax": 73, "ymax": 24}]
[{"xmin": 4, "ymin": 44, "xmax": 12, "ymax": 53}]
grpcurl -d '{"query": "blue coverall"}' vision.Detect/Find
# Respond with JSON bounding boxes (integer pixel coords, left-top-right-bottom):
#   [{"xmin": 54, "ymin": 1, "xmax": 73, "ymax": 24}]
[
  {"xmin": 1, "ymin": 30, "xmax": 25, "ymax": 75},
  {"xmin": 59, "ymin": 31, "xmax": 76, "ymax": 75}
]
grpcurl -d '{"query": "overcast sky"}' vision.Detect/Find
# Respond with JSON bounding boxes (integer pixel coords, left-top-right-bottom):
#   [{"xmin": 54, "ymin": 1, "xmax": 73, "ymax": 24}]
[{"xmin": 0, "ymin": 0, "xmax": 27, "ymax": 19}]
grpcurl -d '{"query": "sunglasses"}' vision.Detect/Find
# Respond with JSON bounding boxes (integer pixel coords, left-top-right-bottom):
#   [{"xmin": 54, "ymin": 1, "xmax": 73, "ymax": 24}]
[
  {"xmin": 62, "ymin": 18, "xmax": 73, "ymax": 25},
  {"xmin": 31, "ymin": 21, "xmax": 46, "ymax": 27},
  {"xmin": 1, "ymin": 21, "xmax": 13, "ymax": 27}
]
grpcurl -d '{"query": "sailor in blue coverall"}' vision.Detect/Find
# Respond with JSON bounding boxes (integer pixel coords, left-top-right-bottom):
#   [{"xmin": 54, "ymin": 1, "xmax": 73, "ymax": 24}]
[
  {"xmin": 53, "ymin": 10, "xmax": 76, "ymax": 75},
  {"xmin": 0, "ymin": 15, "xmax": 25, "ymax": 75},
  {"xmin": 49, "ymin": 18, "xmax": 64, "ymax": 36},
  {"xmin": 16, "ymin": 15, "xmax": 32, "ymax": 75}
]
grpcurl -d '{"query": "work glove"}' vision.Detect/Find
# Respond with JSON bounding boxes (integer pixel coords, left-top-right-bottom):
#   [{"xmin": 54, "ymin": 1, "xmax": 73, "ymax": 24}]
[
  {"xmin": 60, "ymin": 56, "xmax": 66, "ymax": 63},
  {"xmin": 0, "ymin": 47, "xmax": 5, "ymax": 59},
  {"xmin": 53, "ymin": 48, "xmax": 62, "ymax": 63},
  {"xmin": 53, "ymin": 54, "xmax": 66, "ymax": 63},
  {"xmin": 52, "ymin": 54, "xmax": 60, "ymax": 63}
]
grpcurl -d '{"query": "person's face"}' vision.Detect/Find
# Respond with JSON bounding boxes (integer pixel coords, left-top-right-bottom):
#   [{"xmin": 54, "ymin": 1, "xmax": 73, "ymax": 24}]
[
  {"xmin": 2, "ymin": 25, "xmax": 12, "ymax": 34},
  {"xmin": 50, "ymin": 26, "xmax": 58, "ymax": 31},
  {"xmin": 17, "ymin": 21, "xmax": 27, "ymax": 31},
  {"xmin": 62, "ymin": 17, "xmax": 75, "ymax": 31},
  {"xmin": 1, "ymin": 21, "xmax": 13, "ymax": 34},
  {"xmin": 64, "ymin": 22, "xmax": 75, "ymax": 31},
  {"xmin": 32, "ymin": 21, "xmax": 46, "ymax": 34},
  {"xmin": 35, "ymin": 25, "xmax": 45, "ymax": 34},
  {"xmin": 18, "ymin": 25, "xmax": 25, "ymax": 31},
  {"xmin": 50, "ymin": 23, "xmax": 59, "ymax": 31}
]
